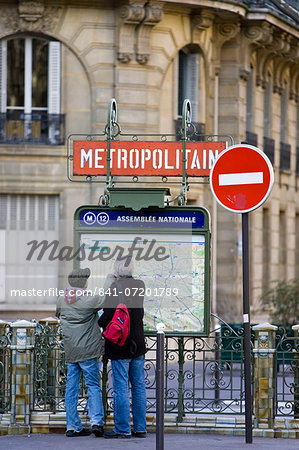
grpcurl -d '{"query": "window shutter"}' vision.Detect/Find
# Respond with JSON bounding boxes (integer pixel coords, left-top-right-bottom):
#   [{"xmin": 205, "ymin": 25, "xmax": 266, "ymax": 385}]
[
  {"xmin": 246, "ymin": 68, "xmax": 253, "ymax": 132},
  {"xmin": 1, "ymin": 194, "xmax": 60, "ymax": 305},
  {"xmin": 280, "ymin": 84, "xmax": 287, "ymax": 143},
  {"xmin": 185, "ymin": 53, "xmax": 199, "ymax": 122},
  {"xmin": 264, "ymin": 76, "xmax": 271, "ymax": 138},
  {"xmin": 48, "ymin": 41, "xmax": 61, "ymax": 114},
  {"xmin": 0, "ymin": 40, "xmax": 7, "ymax": 113},
  {"xmin": 178, "ymin": 51, "xmax": 199, "ymax": 121}
]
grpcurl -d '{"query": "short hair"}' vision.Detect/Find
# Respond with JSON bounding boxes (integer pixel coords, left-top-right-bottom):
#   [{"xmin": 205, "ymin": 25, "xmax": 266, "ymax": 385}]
[{"xmin": 114, "ymin": 258, "xmax": 133, "ymax": 277}]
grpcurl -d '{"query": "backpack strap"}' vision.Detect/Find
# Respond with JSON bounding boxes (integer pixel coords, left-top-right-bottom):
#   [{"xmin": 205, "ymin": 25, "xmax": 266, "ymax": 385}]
[
  {"xmin": 114, "ymin": 279, "xmax": 137, "ymax": 355},
  {"xmin": 115, "ymin": 279, "xmax": 125, "ymax": 304}
]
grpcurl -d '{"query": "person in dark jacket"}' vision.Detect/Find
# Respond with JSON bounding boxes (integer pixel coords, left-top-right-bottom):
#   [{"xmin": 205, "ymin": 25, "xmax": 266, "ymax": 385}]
[
  {"xmin": 56, "ymin": 267, "xmax": 114, "ymax": 438},
  {"xmin": 98, "ymin": 258, "xmax": 147, "ymax": 439}
]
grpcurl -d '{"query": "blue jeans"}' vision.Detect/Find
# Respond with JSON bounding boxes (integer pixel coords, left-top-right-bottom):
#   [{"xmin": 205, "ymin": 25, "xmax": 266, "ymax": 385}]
[
  {"xmin": 111, "ymin": 355, "xmax": 147, "ymax": 435},
  {"xmin": 65, "ymin": 357, "xmax": 104, "ymax": 432}
]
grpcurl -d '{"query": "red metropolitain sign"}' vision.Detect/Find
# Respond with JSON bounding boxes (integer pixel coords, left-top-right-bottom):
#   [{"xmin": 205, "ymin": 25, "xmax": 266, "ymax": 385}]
[
  {"xmin": 210, "ymin": 144, "xmax": 274, "ymax": 213},
  {"xmin": 73, "ymin": 141, "xmax": 227, "ymax": 177}
]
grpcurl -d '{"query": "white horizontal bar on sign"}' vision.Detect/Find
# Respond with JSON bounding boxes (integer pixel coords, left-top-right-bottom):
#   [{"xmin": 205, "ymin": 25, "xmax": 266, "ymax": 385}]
[{"xmin": 219, "ymin": 172, "xmax": 263, "ymax": 186}]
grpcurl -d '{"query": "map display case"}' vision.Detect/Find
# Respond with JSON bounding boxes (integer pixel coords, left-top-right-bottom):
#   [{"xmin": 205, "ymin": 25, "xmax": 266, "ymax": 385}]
[{"xmin": 74, "ymin": 206, "xmax": 211, "ymax": 336}]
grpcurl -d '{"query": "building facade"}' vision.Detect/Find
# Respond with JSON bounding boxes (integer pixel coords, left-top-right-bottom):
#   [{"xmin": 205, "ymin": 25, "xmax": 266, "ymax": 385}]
[{"xmin": 0, "ymin": 0, "xmax": 298, "ymax": 323}]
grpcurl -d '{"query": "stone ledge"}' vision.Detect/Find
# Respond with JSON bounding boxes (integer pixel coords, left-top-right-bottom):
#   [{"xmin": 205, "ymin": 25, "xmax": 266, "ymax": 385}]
[
  {"xmin": 1, "ymin": 413, "xmax": 299, "ymax": 439},
  {"xmin": 1, "ymin": 423, "xmax": 298, "ymax": 439}
]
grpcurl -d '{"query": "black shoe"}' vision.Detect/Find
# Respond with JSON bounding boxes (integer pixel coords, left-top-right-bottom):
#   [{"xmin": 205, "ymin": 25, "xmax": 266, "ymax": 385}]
[
  {"xmin": 104, "ymin": 430, "xmax": 131, "ymax": 439},
  {"xmin": 132, "ymin": 430, "xmax": 147, "ymax": 438},
  {"xmin": 66, "ymin": 428, "xmax": 91, "ymax": 437},
  {"xmin": 92, "ymin": 424, "xmax": 104, "ymax": 437}
]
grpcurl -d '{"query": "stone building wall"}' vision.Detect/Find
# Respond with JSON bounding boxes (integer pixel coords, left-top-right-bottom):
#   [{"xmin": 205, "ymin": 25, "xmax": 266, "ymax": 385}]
[{"xmin": 0, "ymin": 0, "xmax": 298, "ymax": 323}]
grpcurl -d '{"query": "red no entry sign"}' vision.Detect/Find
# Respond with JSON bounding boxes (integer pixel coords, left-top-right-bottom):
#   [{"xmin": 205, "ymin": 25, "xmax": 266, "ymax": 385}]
[{"xmin": 210, "ymin": 144, "xmax": 274, "ymax": 213}]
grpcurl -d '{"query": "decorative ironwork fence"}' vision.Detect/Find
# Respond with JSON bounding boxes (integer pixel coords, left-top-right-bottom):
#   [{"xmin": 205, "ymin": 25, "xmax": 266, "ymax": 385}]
[
  {"xmin": 275, "ymin": 326, "xmax": 299, "ymax": 418},
  {"xmin": 33, "ymin": 322, "xmax": 66, "ymax": 413},
  {"xmin": 0, "ymin": 112, "xmax": 65, "ymax": 145},
  {"xmin": 0, "ymin": 322, "xmax": 11, "ymax": 414},
  {"xmin": 103, "ymin": 332, "xmax": 248, "ymax": 420},
  {"xmin": 0, "ymin": 320, "xmax": 298, "ymax": 422}
]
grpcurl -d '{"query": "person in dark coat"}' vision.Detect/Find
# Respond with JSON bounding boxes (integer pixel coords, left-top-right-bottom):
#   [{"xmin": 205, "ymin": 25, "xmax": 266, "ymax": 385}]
[{"xmin": 98, "ymin": 258, "xmax": 147, "ymax": 439}]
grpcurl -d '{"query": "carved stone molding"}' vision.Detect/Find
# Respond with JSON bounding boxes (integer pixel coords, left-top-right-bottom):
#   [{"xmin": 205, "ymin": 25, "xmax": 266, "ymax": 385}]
[
  {"xmin": 18, "ymin": 1, "xmax": 44, "ymax": 23},
  {"xmin": 0, "ymin": 1, "xmax": 62, "ymax": 35},
  {"xmin": 192, "ymin": 10, "xmax": 214, "ymax": 31},
  {"xmin": 243, "ymin": 22, "xmax": 273, "ymax": 46},
  {"xmin": 273, "ymin": 84, "xmax": 283, "ymax": 95},
  {"xmin": 286, "ymin": 38, "xmax": 299, "ymax": 61},
  {"xmin": 256, "ymin": 74, "xmax": 266, "ymax": 89},
  {"xmin": 210, "ymin": 21, "xmax": 240, "ymax": 70},
  {"xmin": 266, "ymin": 32, "xmax": 289, "ymax": 55},
  {"xmin": 136, "ymin": 2, "xmax": 164, "ymax": 64},
  {"xmin": 216, "ymin": 21, "xmax": 240, "ymax": 44},
  {"xmin": 117, "ymin": 1, "xmax": 163, "ymax": 64},
  {"xmin": 117, "ymin": 1, "xmax": 146, "ymax": 63},
  {"xmin": 239, "ymin": 67, "xmax": 250, "ymax": 81}
]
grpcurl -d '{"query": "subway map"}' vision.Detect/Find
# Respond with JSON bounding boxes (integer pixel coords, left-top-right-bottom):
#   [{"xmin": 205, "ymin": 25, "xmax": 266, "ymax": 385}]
[{"xmin": 81, "ymin": 233, "xmax": 206, "ymax": 333}]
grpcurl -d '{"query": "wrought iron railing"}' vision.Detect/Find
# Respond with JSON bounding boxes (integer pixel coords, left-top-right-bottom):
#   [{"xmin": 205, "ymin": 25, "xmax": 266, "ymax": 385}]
[
  {"xmin": 275, "ymin": 326, "xmax": 299, "ymax": 417},
  {"xmin": 0, "ymin": 112, "xmax": 65, "ymax": 145},
  {"xmin": 263, "ymin": 136, "xmax": 275, "ymax": 165},
  {"xmin": 33, "ymin": 322, "xmax": 67, "ymax": 413},
  {"xmin": 32, "ymin": 325, "xmax": 252, "ymax": 417},
  {"xmin": 245, "ymin": 131, "xmax": 258, "ymax": 147},
  {"xmin": 0, "ymin": 323, "xmax": 11, "ymax": 414},
  {"xmin": 1, "ymin": 321, "xmax": 297, "ymax": 420},
  {"xmin": 244, "ymin": 1, "xmax": 299, "ymax": 25},
  {"xmin": 280, "ymin": 142, "xmax": 291, "ymax": 171}
]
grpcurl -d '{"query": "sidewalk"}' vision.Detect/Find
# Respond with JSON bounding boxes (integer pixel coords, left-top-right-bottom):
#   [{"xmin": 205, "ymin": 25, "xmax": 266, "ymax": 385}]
[{"xmin": 0, "ymin": 432, "xmax": 298, "ymax": 450}]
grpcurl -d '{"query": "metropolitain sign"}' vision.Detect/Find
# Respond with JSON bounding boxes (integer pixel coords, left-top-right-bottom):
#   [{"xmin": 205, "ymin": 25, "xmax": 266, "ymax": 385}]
[{"xmin": 73, "ymin": 141, "xmax": 226, "ymax": 177}]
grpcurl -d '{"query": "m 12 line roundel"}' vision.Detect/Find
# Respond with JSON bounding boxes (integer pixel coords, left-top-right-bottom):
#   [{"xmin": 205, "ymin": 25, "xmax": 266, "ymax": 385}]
[{"xmin": 210, "ymin": 144, "xmax": 274, "ymax": 213}]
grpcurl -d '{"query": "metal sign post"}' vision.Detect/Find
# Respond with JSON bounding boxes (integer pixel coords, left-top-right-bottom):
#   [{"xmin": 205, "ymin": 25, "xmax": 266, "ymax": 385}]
[
  {"xmin": 242, "ymin": 212, "xmax": 252, "ymax": 443},
  {"xmin": 156, "ymin": 322, "xmax": 165, "ymax": 450},
  {"xmin": 210, "ymin": 143, "xmax": 274, "ymax": 444}
]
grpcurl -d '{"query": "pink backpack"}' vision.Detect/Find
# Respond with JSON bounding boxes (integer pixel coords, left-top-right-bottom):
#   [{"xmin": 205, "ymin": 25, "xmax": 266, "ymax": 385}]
[{"xmin": 103, "ymin": 303, "xmax": 130, "ymax": 347}]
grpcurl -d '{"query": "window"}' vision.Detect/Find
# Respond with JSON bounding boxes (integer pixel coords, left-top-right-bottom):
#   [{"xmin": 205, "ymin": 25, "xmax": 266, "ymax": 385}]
[
  {"xmin": 279, "ymin": 210, "xmax": 287, "ymax": 280},
  {"xmin": 176, "ymin": 48, "xmax": 205, "ymax": 139},
  {"xmin": 264, "ymin": 74, "xmax": 272, "ymax": 138},
  {"xmin": 262, "ymin": 208, "xmax": 270, "ymax": 291},
  {"xmin": 280, "ymin": 82, "xmax": 288, "ymax": 143},
  {"xmin": 263, "ymin": 74, "xmax": 275, "ymax": 164},
  {"xmin": 0, "ymin": 37, "xmax": 64, "ymax": 145},
  {"xmin": 246, "ymin": 66, "xmax": 254, "ymax": 132},
  {"xmin": 0, "ymin": 194, "xmax": 60, "ymax": 305},
  {"xmin": 178, "ymin": 50, "xmax": 199, "ymax": 121},
  {"xmin": 279, "ymin": 82, "xmax": 290, "ymax": 170}
]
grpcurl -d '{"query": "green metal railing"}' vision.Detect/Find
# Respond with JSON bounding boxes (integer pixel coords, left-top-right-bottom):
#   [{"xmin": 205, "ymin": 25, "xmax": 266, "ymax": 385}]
[
  {"xmin": 0, "ymin": 322, "xmax": 11, "ymax": 414},
  {"xmin": 1, "ymin": 322, "xmax": 298, "ymax": 419},
  {"xmin": 31, "ymin": 323, "xmax": 250, "ymax": 417}
]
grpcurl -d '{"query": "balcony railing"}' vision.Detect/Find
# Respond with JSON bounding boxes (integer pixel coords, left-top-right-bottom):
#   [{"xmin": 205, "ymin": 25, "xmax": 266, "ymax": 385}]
[
  {"xmin": 263, "ymin": 136, "xmax": 275, "ymax": 165},
  {"xmin": 245, "ymin": 131, "xmax": 258, "ymax": 147},
  {"xmin": 246, "ymin": 1, "xmax": 299, "ymax": 25},
  {"xmin": 0, "ymin": 112, "xmax": 65, "ymax": 145},
  {"xmin": 280, "ymin": 142, "xmax": 291, "ymax": 171}
]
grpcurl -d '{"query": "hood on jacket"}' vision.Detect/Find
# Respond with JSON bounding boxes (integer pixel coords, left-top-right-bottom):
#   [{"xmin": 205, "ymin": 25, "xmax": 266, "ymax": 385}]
[{"xmin": 64, "ymin": 288, "xmax": 84, "ymax": 304}]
